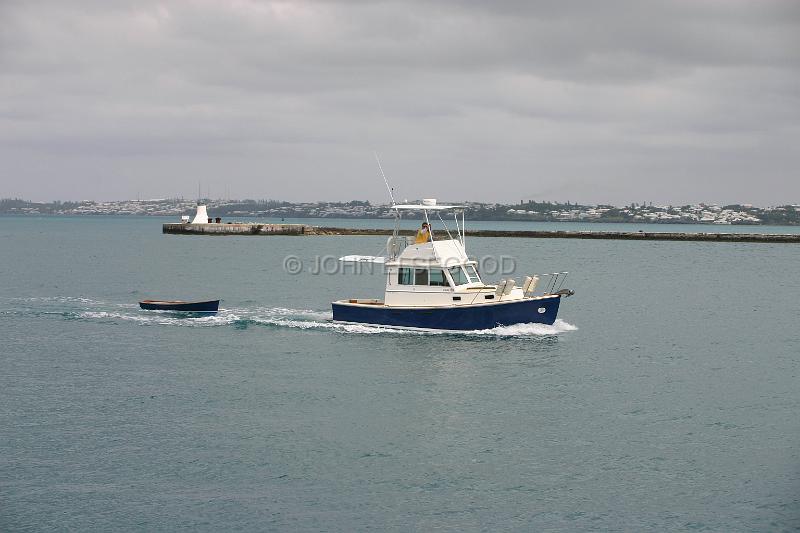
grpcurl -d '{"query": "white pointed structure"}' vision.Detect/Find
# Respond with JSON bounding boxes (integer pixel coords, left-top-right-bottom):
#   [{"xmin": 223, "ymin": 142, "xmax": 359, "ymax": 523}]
[{"xmin": 191, "ymin": 204, "xmax": 209, "ymax": 224}]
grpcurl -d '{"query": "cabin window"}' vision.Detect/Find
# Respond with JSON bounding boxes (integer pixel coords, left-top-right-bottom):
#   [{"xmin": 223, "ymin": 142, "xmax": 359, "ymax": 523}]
[
  {"xmin": 465, "ymin": 265, "xmax": 481, "ymax": 283},
  {"xmin": 399, "ymin": 267, "xmax": 452, "ymax": 287},
  {"xmin": 448, "ymin": 266, "xmax": 468, "ymax": 286},
  {"xmin": 398, "ymin": 267, "xmax": 413, "ymax": 285},
  {"xmin": 429, "ymin": 268, "xmax": 447, "ymax": 286}
]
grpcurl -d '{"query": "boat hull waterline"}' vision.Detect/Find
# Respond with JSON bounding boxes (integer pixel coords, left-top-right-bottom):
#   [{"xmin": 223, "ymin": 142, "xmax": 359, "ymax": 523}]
[
  {"xmin": 332, "ymin": 295, "xmax": 561, "ymax": 331},
  {"xmin": 139, "ymin": 300, "xmax": 220, "ymax": 313}
]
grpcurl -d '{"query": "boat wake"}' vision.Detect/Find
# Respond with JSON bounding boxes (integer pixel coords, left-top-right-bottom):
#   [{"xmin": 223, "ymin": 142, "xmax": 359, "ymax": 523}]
[{"xmin": 4, "ymin": 297, "xmax": 577, "ymax": 337}]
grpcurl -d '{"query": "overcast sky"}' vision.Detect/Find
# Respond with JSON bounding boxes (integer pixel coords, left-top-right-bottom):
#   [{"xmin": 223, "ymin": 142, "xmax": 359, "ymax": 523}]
[{"xmin": 1, "ymin": 1, "xmax": 798, "ymax": 205}]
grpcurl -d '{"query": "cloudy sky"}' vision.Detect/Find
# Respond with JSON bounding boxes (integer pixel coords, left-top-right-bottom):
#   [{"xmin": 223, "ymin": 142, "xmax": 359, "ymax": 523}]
[{"xmin": 1, "ymin": 1, "xmax": 798, "ymax": 205}]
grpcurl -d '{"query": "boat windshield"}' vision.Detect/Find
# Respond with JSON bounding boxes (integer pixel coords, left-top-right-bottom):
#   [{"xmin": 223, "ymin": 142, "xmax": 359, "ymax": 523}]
[
  {"xmin": 448, "ymin": 266, "xmax": 468, "ymax": 286},
  {"xmin": 464, "ymin": 265, "xmax": 481, "ymax": 283},
  {"xmin": 448, "ymin": 265, "xmax": 481, "ymax": 286}
]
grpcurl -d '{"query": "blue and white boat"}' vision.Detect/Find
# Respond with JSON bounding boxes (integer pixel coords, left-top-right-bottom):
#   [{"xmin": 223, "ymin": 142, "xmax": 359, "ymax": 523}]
[{"xmin": 332, "ymin": 199, "xmax": 574, "ymax": 331}]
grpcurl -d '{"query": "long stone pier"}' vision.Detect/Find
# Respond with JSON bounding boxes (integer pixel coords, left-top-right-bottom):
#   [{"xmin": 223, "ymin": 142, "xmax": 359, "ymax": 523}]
[
  {"xmin": 163, "ymin": 223, "xmax": 312, "ymax": 235},
  {"xmin": 162, "ymin": 222, "xmax": 800, "ymax": 243}
]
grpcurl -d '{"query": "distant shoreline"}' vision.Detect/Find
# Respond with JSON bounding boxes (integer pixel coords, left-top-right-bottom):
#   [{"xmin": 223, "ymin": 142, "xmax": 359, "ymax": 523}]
[
  {"xmin": 3, "ymin": 198, "xmax": 799, "ymax": 225},
  {"xmin": 1, "ymin": 212, "xmax": 798, "ymax": 226}
]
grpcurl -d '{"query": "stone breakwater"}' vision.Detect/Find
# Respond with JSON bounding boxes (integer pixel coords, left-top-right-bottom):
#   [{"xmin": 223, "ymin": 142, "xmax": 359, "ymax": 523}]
[
  {"xmin": 162, "ymin": 223, "xmax": 311, "ymax": 235},
  {"xmin": 163, "ymin": 223, "xmax": 800, "ymax": 243}
]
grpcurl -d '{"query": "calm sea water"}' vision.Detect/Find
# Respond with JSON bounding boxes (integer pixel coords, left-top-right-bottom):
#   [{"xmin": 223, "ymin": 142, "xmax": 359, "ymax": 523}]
[{"xmin": 1, "ymin": 216, "xmax": 799, "ymax": 531}]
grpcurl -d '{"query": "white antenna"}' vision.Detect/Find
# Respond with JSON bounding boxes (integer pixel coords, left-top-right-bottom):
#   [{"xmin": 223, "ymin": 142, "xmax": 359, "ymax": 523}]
[{"xmin": 374, "ymin": 151, "xmax": 396, "ymax": 206}]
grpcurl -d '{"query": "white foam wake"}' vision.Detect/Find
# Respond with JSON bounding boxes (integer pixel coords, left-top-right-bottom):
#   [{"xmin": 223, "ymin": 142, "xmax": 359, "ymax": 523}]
[
  {"xmin": 14, "ymin": 297, "xmax": 578, "ymax": 337},
  {"xmin": 467, "ymin": 319, "xmax": 578, "ymax": 337}
]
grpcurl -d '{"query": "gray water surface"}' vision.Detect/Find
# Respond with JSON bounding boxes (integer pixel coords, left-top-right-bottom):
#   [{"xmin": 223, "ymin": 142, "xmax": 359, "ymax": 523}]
[{"xmin": 1, "ymin": 216, "xmax": 798, "ymax": 531}]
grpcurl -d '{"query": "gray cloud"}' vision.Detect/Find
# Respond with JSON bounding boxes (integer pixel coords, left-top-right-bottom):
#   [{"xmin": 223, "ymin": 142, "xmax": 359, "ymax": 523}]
[{"xmin": 1, "ymin": 0, "xmax": 798, "ymax": 204}]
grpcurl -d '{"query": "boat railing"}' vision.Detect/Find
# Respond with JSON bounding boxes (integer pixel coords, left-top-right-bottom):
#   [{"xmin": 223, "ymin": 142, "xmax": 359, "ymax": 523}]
[
  {"xmin": 387, "ymin": 235, "xmax": 410, "ymax": 260},
  {"xmin": 526, "ymin": 272, "xmax": 569, "ymax": 296}
]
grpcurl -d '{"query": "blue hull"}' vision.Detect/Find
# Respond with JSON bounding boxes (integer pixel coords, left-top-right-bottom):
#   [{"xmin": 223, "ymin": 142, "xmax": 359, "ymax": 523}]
[
  {"xmin": 332, "ymin": 296, "xmax": 561, "ymax": 330},
  {"xmin": 139, "ymin": 300, "xmax": 220, "ymax": 313}
]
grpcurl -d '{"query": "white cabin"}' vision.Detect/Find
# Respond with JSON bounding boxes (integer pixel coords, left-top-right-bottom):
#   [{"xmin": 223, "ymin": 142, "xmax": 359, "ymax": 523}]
[{"xmin": 381, "ymin": 237, "xmax": 526, "ymax": 307}]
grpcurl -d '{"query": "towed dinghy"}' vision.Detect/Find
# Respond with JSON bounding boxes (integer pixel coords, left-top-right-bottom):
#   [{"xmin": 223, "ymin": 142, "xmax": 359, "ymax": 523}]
[{"xmin": 139, "ymin": 299, "xmax": 220, "ymax": 313}]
